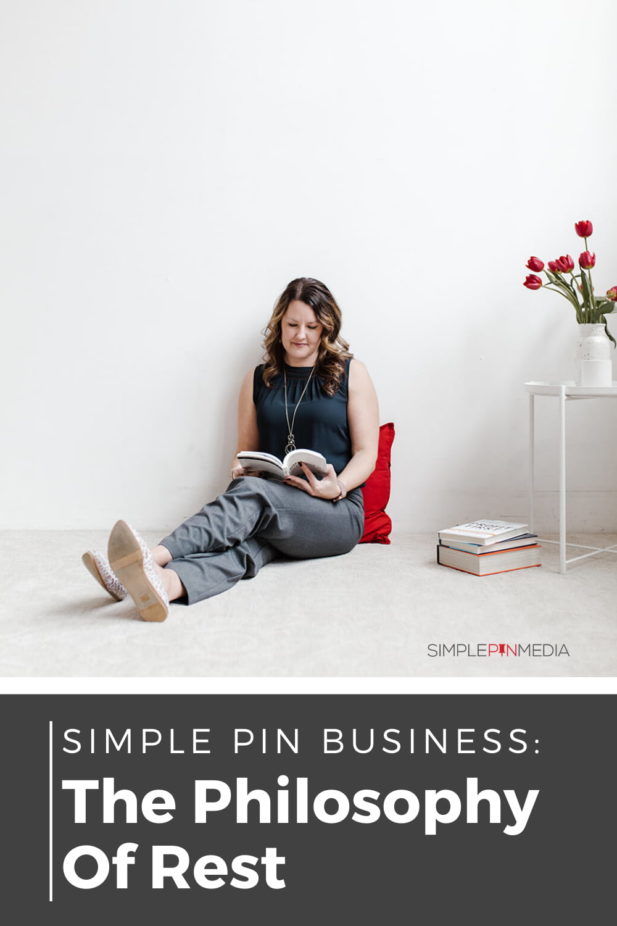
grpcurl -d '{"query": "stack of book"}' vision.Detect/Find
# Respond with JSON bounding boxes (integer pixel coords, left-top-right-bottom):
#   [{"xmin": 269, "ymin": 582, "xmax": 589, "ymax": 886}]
[{"xmin": 436, "ymin": 520, "xmax": 541, "ymax": 576}]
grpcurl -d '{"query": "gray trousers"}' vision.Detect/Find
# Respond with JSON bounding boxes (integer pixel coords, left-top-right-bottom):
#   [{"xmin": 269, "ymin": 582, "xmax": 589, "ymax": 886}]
[{"xmin": 158, "ymin": 476, "xmax": 364, "ymax": 604}]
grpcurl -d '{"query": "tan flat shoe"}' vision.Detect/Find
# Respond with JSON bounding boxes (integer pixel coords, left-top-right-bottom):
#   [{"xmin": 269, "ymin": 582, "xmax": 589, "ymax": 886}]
[
  {"xmin": 107, "ymin": 520, "xmax": 169, "ymax": 622},
  {"xmin": 81, "ymin": 551, "xmax": 128, "ymax": 601}
]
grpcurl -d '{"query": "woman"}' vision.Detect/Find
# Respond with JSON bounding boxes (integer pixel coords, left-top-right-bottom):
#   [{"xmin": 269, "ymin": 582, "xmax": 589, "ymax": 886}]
[{"xmin": 82, "ymin": 277, "xmax": 379, "ymax": 621}]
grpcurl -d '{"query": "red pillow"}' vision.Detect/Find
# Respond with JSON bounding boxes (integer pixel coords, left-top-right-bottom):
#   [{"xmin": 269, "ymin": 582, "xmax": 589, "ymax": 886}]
[{"xmin": 360, "ymin": 422, "xmax": 395, "ymax": 544}]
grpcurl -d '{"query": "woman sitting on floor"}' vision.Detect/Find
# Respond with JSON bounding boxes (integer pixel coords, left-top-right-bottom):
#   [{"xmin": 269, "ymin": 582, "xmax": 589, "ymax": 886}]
[{"xmin": 82, "ymin": 276, "xmax": 379, "ymax": 621}]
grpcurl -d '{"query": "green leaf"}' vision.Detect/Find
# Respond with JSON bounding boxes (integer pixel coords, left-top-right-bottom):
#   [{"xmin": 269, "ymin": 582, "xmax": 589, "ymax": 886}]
[
  {"xmin": 580, "ymin": 269, "xmax": 590, "ymax": 303},
  {"xmin": 590, "ymin": 300, "xmax": 615, "ymax": 323},
  {"xmin": 588, "ymin": 269, "xmax": 597, "ymax": 311},
  {"xmin": 580, "ymin": 271, "xmax": 592, "ymax": 321},
  {"xmin": 545, "ymin": 271, "xmax": 577, "ymax": 300},
  {"xmin": 541, "ymin": 270, "xmax": 584, "ymax": 319},
  {"xmin": 601, "ymin": 315, "xmax": 616, "ymax": 347}
]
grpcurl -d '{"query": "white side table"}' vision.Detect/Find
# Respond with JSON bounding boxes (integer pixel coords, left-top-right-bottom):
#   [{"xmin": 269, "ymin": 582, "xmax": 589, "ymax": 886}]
[{"xmin": 525, "ymin": 381, "xmax": 617, "ymax": 573}]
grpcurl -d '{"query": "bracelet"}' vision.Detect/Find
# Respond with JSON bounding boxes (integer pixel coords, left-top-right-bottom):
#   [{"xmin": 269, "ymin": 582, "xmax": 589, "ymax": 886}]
[{"xmin": 332, "ymin": 478, "xmax": 347, "ymax": 502}]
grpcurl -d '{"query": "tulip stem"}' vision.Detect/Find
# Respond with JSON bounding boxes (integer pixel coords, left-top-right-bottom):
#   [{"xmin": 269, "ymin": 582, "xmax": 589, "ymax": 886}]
[
  {"xmin": 544, "ymin": 286, "xmax": 563, "ymax": 294},
  {"xmin": 588, "ymin": 271, "xmax": 596, "ymax": 319},
  {"xmin": 583, "ymin": 238, "xmax": 595, "ymax": 321}
]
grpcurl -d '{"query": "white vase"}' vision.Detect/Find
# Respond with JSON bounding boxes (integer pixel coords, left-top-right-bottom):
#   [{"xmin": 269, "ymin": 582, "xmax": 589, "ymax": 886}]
[{"xmin": 575, "ymin": 323, "xmax": 613, "ymax": 386}]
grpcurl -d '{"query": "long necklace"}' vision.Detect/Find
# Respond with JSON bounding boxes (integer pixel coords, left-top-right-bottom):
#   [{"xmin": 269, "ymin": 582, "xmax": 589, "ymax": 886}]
[{"xmin": 283, "ymin": 365, "xmax": 315, "ymax": 455}]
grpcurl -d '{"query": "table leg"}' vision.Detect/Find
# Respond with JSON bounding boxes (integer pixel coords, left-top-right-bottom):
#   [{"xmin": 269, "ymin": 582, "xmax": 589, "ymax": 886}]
[
  {"xmin": 559, "ymin": 385, "xmax": 567, "ymax": 574},
  {"xmin": 528, "ymin": 392, "xmax": 535, "ymax": 533}
]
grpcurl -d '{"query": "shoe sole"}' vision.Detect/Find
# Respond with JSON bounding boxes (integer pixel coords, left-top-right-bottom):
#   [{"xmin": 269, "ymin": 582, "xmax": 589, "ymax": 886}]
[
  {"xmin": 81, "ymin": 551, "xmax": 124, "ymax": 601},
  {"xmin": 107, "ymin": 520, "xmax": 169, "ymax": 622}
]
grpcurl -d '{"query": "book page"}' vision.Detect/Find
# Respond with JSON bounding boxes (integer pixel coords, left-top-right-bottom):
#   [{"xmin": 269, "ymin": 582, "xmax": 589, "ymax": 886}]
[{"xmin": 283, "ymin": 449, "xmax": 328, "ymax": 476}]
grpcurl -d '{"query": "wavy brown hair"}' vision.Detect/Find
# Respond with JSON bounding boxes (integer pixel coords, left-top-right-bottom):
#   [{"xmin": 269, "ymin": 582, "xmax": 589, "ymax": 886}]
[{"xmin": 262, "ymin": 277, "xmax": 352, "ymax": 396}]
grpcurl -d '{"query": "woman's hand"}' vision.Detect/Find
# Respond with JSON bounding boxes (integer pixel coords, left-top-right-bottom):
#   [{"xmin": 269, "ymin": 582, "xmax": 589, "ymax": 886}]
[
  {"xmin": 283, "ymin": 463, "xmax": 344, "ymax": 500},
  {"xmin": 231, "ymin": 457, "xmax": 267, "ymax": 479},
  {"xmin": 231, "ymin": 463, "xmax": 266, "ymax": 479}
]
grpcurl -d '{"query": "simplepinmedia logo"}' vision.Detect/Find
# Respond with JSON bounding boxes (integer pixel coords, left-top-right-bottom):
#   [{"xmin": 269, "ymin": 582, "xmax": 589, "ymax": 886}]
[{"xmin": 427, "ymin": 642, "xmax": 571, "ymax": 658}]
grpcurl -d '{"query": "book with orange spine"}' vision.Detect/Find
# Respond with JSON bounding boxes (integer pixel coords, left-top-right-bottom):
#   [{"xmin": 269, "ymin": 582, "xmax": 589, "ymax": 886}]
[{"xmin": 436, "ymin": 543, "xmax": 542, "ymax": 576}]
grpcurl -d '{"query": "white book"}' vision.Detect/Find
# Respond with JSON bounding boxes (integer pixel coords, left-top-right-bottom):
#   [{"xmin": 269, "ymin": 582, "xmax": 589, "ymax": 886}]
[
  {"xmin": 438, "ymin": 520, "xmax": 528, "ymax": 546},
  {"xmin": 237, "ymin": 449, "xmax": 328, "ymax": 479},
  {"xmin": 437, "ymin": 543, "xmax": 542, "ymax": 576},
  {"xmin": 439, "ymin": 533, "xmax": 538, "ymax": 554}
]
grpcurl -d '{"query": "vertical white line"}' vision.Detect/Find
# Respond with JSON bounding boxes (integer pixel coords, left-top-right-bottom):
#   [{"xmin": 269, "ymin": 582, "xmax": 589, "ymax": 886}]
[
  {"xmin": 49, "ymin": 720, "xmax": 53, "ymax": 902},
  {"xmin": 559, "ymin": 386, "xmax": 567, "ymax": 574},
  {"xmin": 528, "ymin": 392, "xmax": 535, "ymax": 532}
]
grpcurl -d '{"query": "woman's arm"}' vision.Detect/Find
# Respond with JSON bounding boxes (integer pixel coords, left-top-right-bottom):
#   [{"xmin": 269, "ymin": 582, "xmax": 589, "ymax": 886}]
[
  {"xmin": 230, "ymin": 369, "xmax": 260, "ymax": 478},
  {"xmin": 283, "ymin": 358, "xmax": 379, "ymax": 499},
  {"xmin": 336, "ymin": 358, "xmax": 379, "ymax": 492}
]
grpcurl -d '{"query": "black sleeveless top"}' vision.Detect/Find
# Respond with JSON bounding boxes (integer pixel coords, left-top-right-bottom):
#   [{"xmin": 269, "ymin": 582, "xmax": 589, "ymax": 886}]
[{"xmin": 253, "ymin": 358, "xmax": 352, "ymax": 475}]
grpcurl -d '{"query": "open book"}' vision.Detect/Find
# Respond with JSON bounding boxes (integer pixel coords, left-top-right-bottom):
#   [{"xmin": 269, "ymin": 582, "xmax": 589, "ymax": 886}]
[{"xmin": 237, "ymin": 449, "xmax": 329, "ymax": 479}]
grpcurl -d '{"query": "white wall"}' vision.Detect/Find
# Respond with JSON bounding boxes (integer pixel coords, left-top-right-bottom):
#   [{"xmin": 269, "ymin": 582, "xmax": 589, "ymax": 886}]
[{"xmin": 2, "ymin": 0, "xmax": 616, "ymax": 532}]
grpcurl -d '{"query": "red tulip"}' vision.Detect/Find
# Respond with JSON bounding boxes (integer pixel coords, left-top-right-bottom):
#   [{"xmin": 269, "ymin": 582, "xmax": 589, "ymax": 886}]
[
  {"xmin": 526, "ymin": 256, "xmax": 544, "ymax": 272},
  {"xmin": 579, "ymin": 251, "xmax": 596, "ymax": 269},
  {"xmin": 555, "ymin": 254, "xmax": 575, "ymax": 273},
  {"xmin": 607, "ymin": 286, "xmax": 617, "ymax": 301},
  {"xmin": 548, "ymin": 260, "xmax": 560, "ymax": 273},
  {"xmin": 524, "ymin": 274, "xmax": 543, "ymax": 290},
  {"xmin": 575, "ymin": 220, "xmax": 593, "ymax": 238}
]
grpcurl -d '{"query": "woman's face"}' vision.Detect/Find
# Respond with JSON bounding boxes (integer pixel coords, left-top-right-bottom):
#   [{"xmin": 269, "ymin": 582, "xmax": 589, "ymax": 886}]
[{"xmin": 281, "ymin": 300, "xmax": 323, "ymax": 366}]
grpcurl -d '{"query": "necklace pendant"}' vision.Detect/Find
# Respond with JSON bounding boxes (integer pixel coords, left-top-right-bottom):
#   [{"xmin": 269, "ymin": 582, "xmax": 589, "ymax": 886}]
[{"xmin": 283, "ymin": 365, "xmax": 314, "ymax": 460}]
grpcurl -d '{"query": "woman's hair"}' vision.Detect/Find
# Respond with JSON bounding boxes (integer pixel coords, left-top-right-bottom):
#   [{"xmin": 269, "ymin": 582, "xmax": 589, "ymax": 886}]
[{"xmin": 262, "ymin": 277, "xmax": 352, "ymax": 395}]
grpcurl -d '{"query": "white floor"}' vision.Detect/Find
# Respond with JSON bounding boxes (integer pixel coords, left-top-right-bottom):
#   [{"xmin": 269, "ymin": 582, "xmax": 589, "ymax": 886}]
[{"xmin": 2, "ymin": 530, "xmax": 616, "ymax": 677}]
